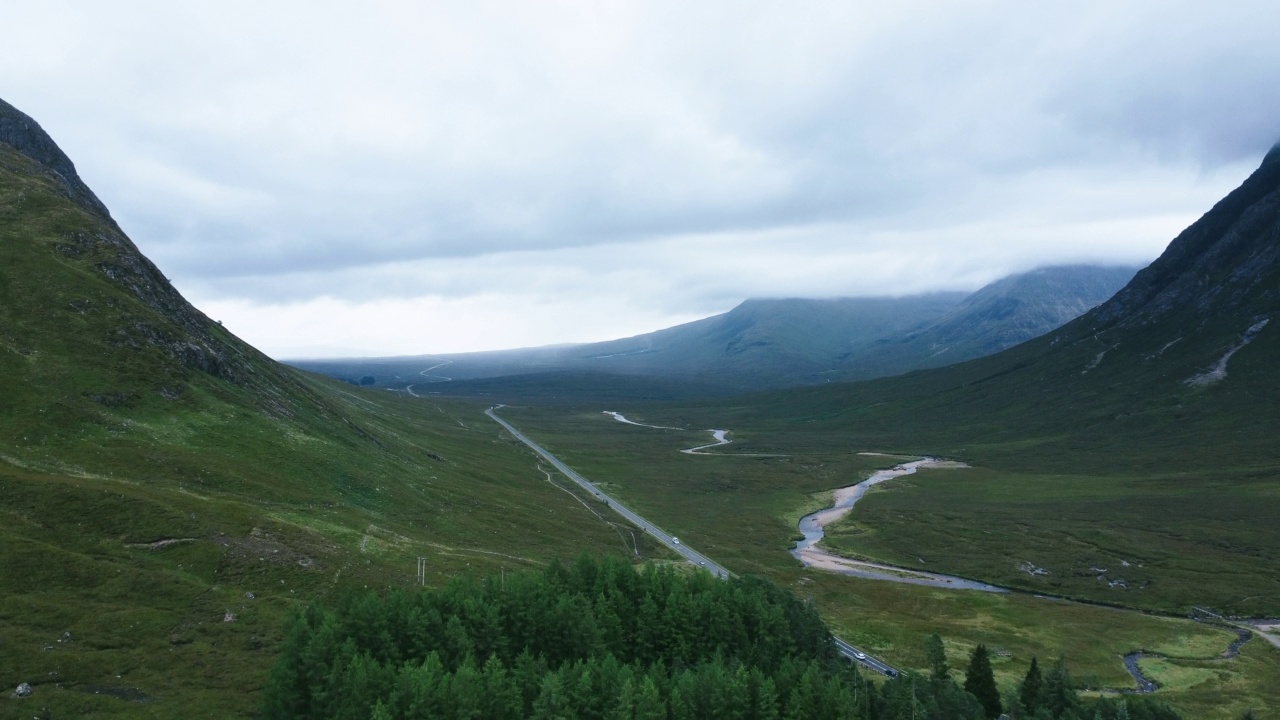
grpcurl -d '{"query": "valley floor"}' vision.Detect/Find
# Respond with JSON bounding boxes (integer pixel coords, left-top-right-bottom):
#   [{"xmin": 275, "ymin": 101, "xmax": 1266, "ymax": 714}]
[{"xmin": 489, "ymin": 403, "xmax": 1280, "ymax": 719}]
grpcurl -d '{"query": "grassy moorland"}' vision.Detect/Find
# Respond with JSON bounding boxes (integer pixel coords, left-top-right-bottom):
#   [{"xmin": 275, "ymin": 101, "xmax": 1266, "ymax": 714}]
[
  {"xmin": 0, "ymin": 139, "xmax": 676, "ymax": 718},
  {"xmin": 680, "ymin": 321, "xmax": 1280, "ymax": 620},
  {"xmin": 491, "ymin": 404, "xmax": 1280, "ymax": 719},
  {"xmin": 0, "ymin": 390, "xmax": 670, "ymax": 719},
  {"xmin": 820, "ymin": 465, "xmax": 1279, "ymax": 614}
]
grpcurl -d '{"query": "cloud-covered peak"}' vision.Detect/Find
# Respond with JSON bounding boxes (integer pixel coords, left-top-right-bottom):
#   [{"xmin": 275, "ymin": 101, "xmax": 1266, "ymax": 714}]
[{"xmin": 2, "ymin": 2, "xmax": 1277, "ymax": 356}]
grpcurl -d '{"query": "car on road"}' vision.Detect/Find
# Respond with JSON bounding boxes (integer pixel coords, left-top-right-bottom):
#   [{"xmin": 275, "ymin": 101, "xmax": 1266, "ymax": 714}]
[
  {"xmin": 672, "ymin": 537, "xmax": 680, "ymax": 545},
  {"xmin": 699, "ymin": 561, "xmax": 706, "ymax": 566},
  {"xmin": 855, "ymin": 652, "xmax": 866, "ymax": 660}
]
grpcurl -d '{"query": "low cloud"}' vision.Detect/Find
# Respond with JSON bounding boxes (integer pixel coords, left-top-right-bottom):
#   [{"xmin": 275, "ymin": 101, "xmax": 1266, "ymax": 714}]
[{"xmin": 2, "ymin": 1, "xmax": 1276, "ymax": 356}]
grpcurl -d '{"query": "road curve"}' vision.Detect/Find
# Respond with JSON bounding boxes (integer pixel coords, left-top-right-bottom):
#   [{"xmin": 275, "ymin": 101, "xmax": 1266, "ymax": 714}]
[{"xmin": 486, "ymin": 406, "xmax": 898, "ymax": 677}]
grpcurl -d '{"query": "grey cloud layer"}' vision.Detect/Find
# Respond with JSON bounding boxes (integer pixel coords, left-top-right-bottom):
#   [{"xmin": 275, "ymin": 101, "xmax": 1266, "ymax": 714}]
[{"xmin": 3, "ymin": 1, "xmax": 1277, "ymax": 317}]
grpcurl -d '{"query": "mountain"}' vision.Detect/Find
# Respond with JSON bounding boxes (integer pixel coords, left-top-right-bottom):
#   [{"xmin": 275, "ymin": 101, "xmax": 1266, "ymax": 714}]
[
  {"xmin": 832, "ymin": 264, "xmax": 1137, "ymax": 380},
  {"xmin": 292, "ymin": 266, "xmax": 1134, "ymax": 396},
  {"xmin": 680, "ymin": 143, "xmax": 1280, "ymax": 615},
  {"xmin": 714, "ymin": 143, "xmax": 1280, "ymax": 478},
  {"xmin": 0, "ymin": 98, "xmax": 631, "ymax": 717},
  {"xmin": 291, "ymin": 294, "xmax": 966, "ymax": 394}
]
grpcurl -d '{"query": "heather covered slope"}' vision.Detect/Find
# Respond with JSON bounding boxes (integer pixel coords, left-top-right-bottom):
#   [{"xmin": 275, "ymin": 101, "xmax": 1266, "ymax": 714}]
[{"xmin": 0, "ymin": 99, "xmax": 643, "ymax": 717}]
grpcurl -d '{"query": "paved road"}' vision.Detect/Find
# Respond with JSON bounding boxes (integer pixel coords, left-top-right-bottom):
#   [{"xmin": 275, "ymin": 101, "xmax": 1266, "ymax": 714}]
[
  {"xmin": 486, "ymin": 406, "xmax": 898, "ymax": 677},
  {"xmin": 487, "ymin": 407, "xmax": 730, "ymax": 579},
  {"xmin": 833, "ymin": 636, "xmax": 897, "ymax": 677}
]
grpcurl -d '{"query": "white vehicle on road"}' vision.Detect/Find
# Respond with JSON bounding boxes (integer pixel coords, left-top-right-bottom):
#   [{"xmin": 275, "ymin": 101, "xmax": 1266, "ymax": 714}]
[{"xmin": 672, "ymin": 537, "xmax": 680, "ymax": 545}]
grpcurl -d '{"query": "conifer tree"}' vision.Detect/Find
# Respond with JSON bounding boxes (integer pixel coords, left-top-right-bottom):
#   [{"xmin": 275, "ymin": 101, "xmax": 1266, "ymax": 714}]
[
  {"xmin": 754, "ymin": 674, "xmax": 780, "ymax": 720},
  {"xmin": 611, "ymin": 676, "xmax": 638, "ymax": 720},
  {"xmin": 1019, "ymin": 656, "xmax": 1042, "ymax": 715},
  {"xmin": 532, "ymin": 671, "xmax": 573, "ymax": 720},
  {"xmin": 635, "ymin": 676, "xmax": 666, "ymax": 720},
  {"xmin": 1040, "ymin": 656, "xmax": 1080, "ymax": 719},
  {"xmin": 925, "ymin": 633, "xmax": 949, "ymax": 681},
  {"xmin": 963, "ymin": 644, "xmax": 1003, "ymax": 719},
  {"xmin": 481, "ymin": 654, "xmax": 522, "ymax": 720}
]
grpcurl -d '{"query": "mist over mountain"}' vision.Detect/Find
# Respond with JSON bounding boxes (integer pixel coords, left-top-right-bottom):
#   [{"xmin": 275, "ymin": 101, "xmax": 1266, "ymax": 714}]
[
  {"xmin": 294, "ymin": 265, "xmax": 1136, "ymax": 395},
  {"xmin": 734, "ymin": 140, "xmax": 1280, "ymax": 465},
  {"xmin": 831, "ymin": 265, "xmax": 1139, "ymax": 381}
]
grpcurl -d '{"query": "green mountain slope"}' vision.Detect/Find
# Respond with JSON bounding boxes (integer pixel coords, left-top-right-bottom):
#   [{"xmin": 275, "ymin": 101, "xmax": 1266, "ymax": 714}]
[
  {"xmin": 674, "ymin": 143, "xmax": 1280, "ymax": 614},
  {"xmin": 742, "ymin": 143, "xmax": 1280, "ymax": 461},
  {"xmin": 0, "ymin": 99, "xmax": 641, "ymax": 718}
]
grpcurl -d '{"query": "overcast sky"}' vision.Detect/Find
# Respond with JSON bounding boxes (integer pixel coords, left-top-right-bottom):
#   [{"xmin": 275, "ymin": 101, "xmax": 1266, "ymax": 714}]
[{"xmin": 3, "ymin": 1, "xmax": 1278, "ymax": 358}]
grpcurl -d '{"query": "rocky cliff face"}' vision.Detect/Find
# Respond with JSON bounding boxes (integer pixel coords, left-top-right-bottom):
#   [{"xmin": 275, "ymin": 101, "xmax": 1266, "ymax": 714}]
[
  {"xmin": 1093, "ymin": 144, "xmax": 1280, "ymax": 328},
  {"xmin": 0, "ymin": 97, "xmax": 277, "ymax": 394},
  {"xmin": 0, "ymin": 97, "xmax": 112, "ymax": 219}
]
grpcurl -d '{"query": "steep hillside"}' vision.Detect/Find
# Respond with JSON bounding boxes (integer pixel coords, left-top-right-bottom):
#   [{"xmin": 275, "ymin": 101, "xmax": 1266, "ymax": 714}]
[
  {"xmin": 713, "ymin": 143, "xmax": 1280, "ymax": 465},
  {"xmin": 0, "ymin": 99, "xmax": 640, "ymax": 718}
]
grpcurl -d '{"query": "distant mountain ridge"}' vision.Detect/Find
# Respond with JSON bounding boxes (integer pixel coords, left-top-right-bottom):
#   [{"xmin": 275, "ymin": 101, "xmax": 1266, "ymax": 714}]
[
  {"xmin": 731, "ymin": 139, "xmax": 1280, "ymax": 459},
  {"xmin": 832, "ymin": 265, "xmax": 1138, "ymax": 381},
  {"xmin": 294, "ymin": 265, "xmax": 1137, "ymax": 394}
]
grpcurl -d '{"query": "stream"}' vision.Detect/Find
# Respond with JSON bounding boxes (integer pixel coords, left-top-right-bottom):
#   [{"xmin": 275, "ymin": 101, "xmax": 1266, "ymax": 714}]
[
  {"xmin": 596, "ymin": 411, "xmax": 1260, "ymax": 691},
  {"xmin": 791, "ymin": 458, "xmax": 1008, "ymax": 592},
  {"xmin": 1120, "ymin": 627, "xmax": 1253, "ymax": 695}
]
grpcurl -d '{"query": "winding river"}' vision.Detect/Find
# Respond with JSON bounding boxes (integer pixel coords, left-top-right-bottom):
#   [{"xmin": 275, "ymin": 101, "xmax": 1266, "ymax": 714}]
[
  {"xmin": 594, "ymin": 411, "xmax": 1261, "ymax": 692},
  {"xmin": 791, "ymin": 458, "xmax": 1008, "ymax": 592}
]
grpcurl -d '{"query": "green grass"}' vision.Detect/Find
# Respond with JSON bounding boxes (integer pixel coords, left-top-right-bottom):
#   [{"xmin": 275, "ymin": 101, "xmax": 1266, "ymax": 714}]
[
  {"xmin": 0, "ymin": 146, "xmax": 671, "ymax": 717},
  {"xmin": 1150, "ymin": 632, "xmax": 1241, "ymax": 659},
  {"xmin": 0, "ymin": 396, "xmax": 671, "ymax": 719},
  {"xmin": 817, "ymin": 467, "xmax": 1280, "ymax": 615},
  {"xmin": 5, "ymin": 125, "xmax": 1279, "ymax": 719},
  {"xmin": 490, "ymin": 403, "xmax": 1280, "ymax": 719}
]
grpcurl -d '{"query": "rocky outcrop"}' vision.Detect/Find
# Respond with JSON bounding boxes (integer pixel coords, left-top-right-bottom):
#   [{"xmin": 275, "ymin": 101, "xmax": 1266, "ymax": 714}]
[
  {"xmin": 884, "ymin": 264, "xmax": 1138, "ymax": 360},
  {"xmin": 0, "ymin": 97, "xmax": 254, "ymax": 386},
  {"xmin": 54, "ymin": 228, "xmax": 242, "ymax": 382},
  {"xmin": 1093, "ymin": 143, "xmax": 1280, "ymax": 328},
  {"xmin": 0, "ymin": 97, "xmax": 111, "ymax": 219}
]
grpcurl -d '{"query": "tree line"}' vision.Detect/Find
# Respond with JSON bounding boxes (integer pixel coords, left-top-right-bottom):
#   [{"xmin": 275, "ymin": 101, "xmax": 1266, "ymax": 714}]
[{"xmin": 262, "ymin": 553, "xmax": 1184, "ymax": 719}]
